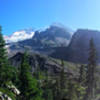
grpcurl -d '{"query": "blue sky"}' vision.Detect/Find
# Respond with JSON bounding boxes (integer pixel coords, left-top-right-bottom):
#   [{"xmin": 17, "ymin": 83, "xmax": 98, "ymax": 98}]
[{"xmin": 0, "ymin": 0, "xmax": 100, "ymax": 35}]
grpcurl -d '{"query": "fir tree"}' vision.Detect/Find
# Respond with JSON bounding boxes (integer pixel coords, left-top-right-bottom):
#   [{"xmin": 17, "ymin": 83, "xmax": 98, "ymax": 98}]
[
  {"xmin": 43, "ymin": 71, "xmax": 53, "ymax": 100},
  {"xmin": 60, "ymin": 60, "xmax": 66, "ymax": 90},
  {"xmin": 52, "ymin": 77, "xmax": 60, "ymax": 100},
  {"xmin": 0, "ymin": 26, "xmax": 7, "ymax": 64},
  {"xmin": 59, "ymin": 60, "xmax": 67, "ymax": 100},
  {"xmin": 66, "ymin": 80, "xmax": 78, "ymax": 100},
  {"xmin": 85, "ymin": 38, "xmax": 97, "ymax": 100},
  {"xmin": 0, "ymin": 26, "xmax": 13, "ymax": 86},
  {"xmin": 19, "ymin": 52, "xmax": 44, "ymax": 100},
  {"xmin": 79, "ymin": 65, "xmax": 86, "ymax": 85},
  {"xmin": 52, "ymin": 60, "xmax": 67, "ymax": 100}
]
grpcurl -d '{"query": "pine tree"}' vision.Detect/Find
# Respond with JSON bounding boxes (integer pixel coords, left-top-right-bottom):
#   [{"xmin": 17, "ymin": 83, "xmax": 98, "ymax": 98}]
[
  {"xmin": 0, "ymin": 26, "xmax": 7, "ymax": 70},
  {"xmin": 0, "ymin": 26, "xmax": 13, "ymax": 86},
  {"xmin": 79, "ymin": 65, "xmax": 86, "ymax": 85},
  {"xmin": 59, "ymin": 60, "xmax": 67, "ymax": 100},
  {"xmin": 66, "ymin": 80, "xmax": 78, "ymax": 100},
  {"xmin": 60, "ymin": 60, "xmax": 66, "ymax": 90},
  {"xmin": 85, "ymin": 38, "xmax": 97, "ymax": 100},
  {"xmin": 0, "ymin": 26, "xmax": 7, "ymax": 60},
  {"xmin": 52, "ymin": 77, "xmax": 60, "ymax": 100},
  {"xmin": 42, "ymin": 71, "xmax": 53, "ymax": 100},
  {"xmin": 52, "ymin": 60, "xmax": 67, "ymax": 100},
  {"xmin": 19, "ymin": 52, "xmax": 44, "ymax": 100}
]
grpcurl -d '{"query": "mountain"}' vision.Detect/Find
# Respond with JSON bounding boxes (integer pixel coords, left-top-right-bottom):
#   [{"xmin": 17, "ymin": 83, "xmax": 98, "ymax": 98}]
[
  {"xmin": 9, "ymin": 52, "xmax": 77, "ymax": 76},
  {"xmin": 4, "ymin": 28, "xmax": 35, "ymax": 43},
  {"xmin": 51, "ymin": 29, "xmax": 100, "ymax": 63},
  {"xmin": 67, "ymin": 29, "xmax": 100, "ymax": 63},
  {"xmin": 33, "ymin": 24, "xmax": 72, "ymax": 47},
  {"xmin": 7, "ymin": 24, "xmax": 73, "ymax": 56},
  {"xmin": 7, "ymin": 27, "xmax": 100, "ymax": 64}
]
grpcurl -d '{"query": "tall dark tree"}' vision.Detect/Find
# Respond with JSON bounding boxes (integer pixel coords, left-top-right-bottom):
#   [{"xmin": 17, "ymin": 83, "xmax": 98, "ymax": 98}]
[
  {"xmin": 19, "ymin": 52, "xmax": 44, "ymax": 100},
  {"xmin": 60, "ymin": 60, "xmax": 66, "ymax": 90},
  {"xmin": 59, "ymin": 60, "xmax": 67, "ymax": 100},
  {"xmin": 52, "ymin": 60, "xmax": 67, "ymax": 100},
  {"xmin": 0, "ymin": 26, "xmax": 13, "ymax": 86},
  {"xmin": 0, "ymin": 26, "xmax": 7, "ymax": 67},
  {"xmin": 66, "ymin": 80, "xmax": 78, "ymax": 100},
  {"xmin": 79, "ymin": 65, "xmax": 86, "ymax": 85},
  {"xmin": 52, "ymin": 77, "xmax": 60, "ymax": 100},
  {"xmin": 43, "ymin": 72, "xmax": 53, "ymax": 100},
  {"xmin": 85, "ymin": 38, "xmax": 97, "ymax": 100}
]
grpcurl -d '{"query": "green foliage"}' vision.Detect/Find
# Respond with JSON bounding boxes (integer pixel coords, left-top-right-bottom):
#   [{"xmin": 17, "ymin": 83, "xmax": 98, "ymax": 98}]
[
  {"xmin": 75, "ymin": 83, "xmax": 86, "ymax": 100},
  {"xmin": 60, "ymin": 60, "xmax": 66, "ymax": 90},
  {"xmin": 19, "ymin": 52, "xmax": 44, "ymax": 100},
  {"xmin": 66, "ymin": 80, "xmax": 78, "ymax": 100},
  {"xmin": 79, "ymin": 65, "xmax": 87, "ymax": 85},
  {"xmin": 0, "ymin": 26, "xmax": 7, "ymax": 63},
  {"xmin": 43, "ymin": 73, "xmax": 54, "ymax": 100},
  {"xmin": 0, "ymin": 26, "xmax": 14, "ymax": 87},
  {"xmin": 85, "ymin": 38, "xmax": 97, "ymax": 100},
  {"xmin": 66, "ymin": 80, "xmax": 86, "ymax": 100},
  {"xmin": 0, "ymin": 87, "xmax": 16, "ymax": 100}
]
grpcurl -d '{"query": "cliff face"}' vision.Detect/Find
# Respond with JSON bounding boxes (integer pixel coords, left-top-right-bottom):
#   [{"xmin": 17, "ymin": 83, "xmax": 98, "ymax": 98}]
[
  {"xmin": 66, "ymin": 29, "xmax": 100, "ymax": 63},
  {"xmin": 9, "ymin": 52, "xmax": 78, "ymax": 77},
  {"xmin": 9, "ymin": 52, "xmax": 66, "ymax": 75},
  {"xmin": 50, "ymin": 29, "xmax": 100, "ymax": 63}
]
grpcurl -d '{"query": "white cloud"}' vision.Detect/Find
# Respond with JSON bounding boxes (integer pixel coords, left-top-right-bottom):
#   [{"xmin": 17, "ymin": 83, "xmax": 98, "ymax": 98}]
[{"xmin": 4, "ymin": 30, "xmax": 35, "ymax": 43}]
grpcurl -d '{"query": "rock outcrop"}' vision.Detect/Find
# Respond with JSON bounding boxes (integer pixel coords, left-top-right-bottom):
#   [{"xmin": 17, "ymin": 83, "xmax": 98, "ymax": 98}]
[
  {"xmin": 66, "ymin": 29, "xmax": 100, "ymax": 63},
  {"xmin": 9, "ymin": 52, "xmax": 75, "ymax": 76}
]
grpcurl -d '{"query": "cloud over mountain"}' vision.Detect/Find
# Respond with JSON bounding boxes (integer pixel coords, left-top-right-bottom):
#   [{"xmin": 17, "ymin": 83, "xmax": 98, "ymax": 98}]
[{"xmin": 4, "ymin": 29, "xmax": 35, "ymax": 43}]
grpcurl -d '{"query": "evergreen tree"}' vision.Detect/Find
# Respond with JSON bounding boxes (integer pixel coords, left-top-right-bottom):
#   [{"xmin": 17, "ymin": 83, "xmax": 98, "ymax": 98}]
[
  {"xmin": 59, "ymin": 60, "xmax": 67, "ymax": 100},
  {"xmin": 65, "ymin": 78, "xmax": 86, "ymax": 100},
  {"xmin": 42, "ymin": 71, "xmax": 53, "ymax": 100},
  {"xmin": 19, "ymin": 52, "xmax": 44, "ymax": 100},
  {"xmin": 85, "ymin": 38, "xmax": 97, "ymax": 100},
  {"xmin": 52, "ymin": 77, "xmax": 60, "ymax": 100},
  {"xmin": 60, "ymin": 60, "xmax": 66, "ymax": 90},
  {"xmin": 52, "ymin": 60, "xmax": 67, "ymax": 100},
  {"xmin": 66, "ymin": 80, "xmax": 78, "ymax": 100},
  {"xmin": 0, "ymin": 26, "xmax": 7, "ymax": 70},
  {"xmin": 79, "ymin": 65, "xmax": 86, "ymax": 85},
  {"xmin": 0, "ymin": 26, "xmax": 13, "ymax": 86}
]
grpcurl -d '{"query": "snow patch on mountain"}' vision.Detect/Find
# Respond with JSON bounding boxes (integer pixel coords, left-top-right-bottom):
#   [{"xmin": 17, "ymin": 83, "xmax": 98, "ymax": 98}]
[{"xmin": 4, "ymin": 30, "xmax": 35, "ymax": 43}]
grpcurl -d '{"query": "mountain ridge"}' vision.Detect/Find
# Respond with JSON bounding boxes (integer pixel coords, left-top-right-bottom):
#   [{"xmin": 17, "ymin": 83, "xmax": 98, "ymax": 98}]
[
  {"xmin": 5, "ymin": 24, "xmax": 100, "ymax": 64},
  {"xmin": 4, "ymin": 23, "xmax": 73, "ymax": 44},
  {"xmin": 51, "ymin": 29, "xmax": 100, "ymax": 63},
  {"xmin": 7, "ymin": 24, "xmax": 72, "ymax": 57}
]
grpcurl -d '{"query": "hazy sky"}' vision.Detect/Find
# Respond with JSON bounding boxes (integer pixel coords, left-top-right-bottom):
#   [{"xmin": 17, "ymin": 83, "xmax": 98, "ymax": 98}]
[{"xmin": 0, "ymin": 0, "xmax": 100, "ymax": 35}]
